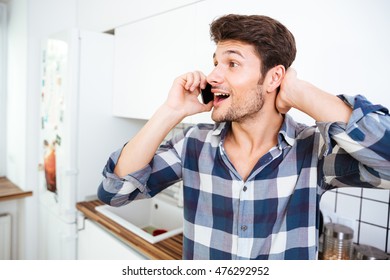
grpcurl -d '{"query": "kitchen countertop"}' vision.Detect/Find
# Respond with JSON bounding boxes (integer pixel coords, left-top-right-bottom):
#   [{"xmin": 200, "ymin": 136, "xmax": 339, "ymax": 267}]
[
  {"xmin": 76, "ymin": 200, "xmax": 183, "ymax": 260},
  {"xmin": 0, "ymin": 177, "xmax": 33, "ymax": 202}
]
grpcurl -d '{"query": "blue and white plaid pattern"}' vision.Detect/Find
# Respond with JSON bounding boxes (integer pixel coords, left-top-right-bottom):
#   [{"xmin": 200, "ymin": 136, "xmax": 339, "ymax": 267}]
[{"xmin": 98, "ymin": 94, "xmax": 390, "ymax": 259}]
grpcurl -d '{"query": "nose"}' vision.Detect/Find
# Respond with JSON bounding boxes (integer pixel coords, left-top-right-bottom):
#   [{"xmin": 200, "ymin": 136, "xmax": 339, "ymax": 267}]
[{"xmin": 206, "ymin": 66, "xmax": 223, "ymax": 86}]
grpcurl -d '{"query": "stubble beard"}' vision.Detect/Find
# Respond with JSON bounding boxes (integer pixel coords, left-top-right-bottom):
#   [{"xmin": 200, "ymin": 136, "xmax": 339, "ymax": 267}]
[{"xmin": 211, "ymin": 84, "xmax": 265, "ymax": 123}]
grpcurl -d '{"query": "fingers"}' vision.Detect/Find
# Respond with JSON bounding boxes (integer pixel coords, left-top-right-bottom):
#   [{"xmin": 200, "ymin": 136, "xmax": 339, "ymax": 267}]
[
  {"xmin": 166, "ymin": 71, "xmax": 212, "ymax": 118},
  {"xmin": 183, "ymin": 71, "xmax": 207, "ymax": 92}
]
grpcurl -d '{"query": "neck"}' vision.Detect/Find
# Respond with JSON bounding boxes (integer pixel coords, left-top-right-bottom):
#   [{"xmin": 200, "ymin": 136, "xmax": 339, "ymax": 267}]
[
  {"xmin": 223, "ymin": 107, "xmax": 283, "ymax": 181},
  {"xmin": 228, "ymin": 107, "xmax": 284, "ymax": 151}
]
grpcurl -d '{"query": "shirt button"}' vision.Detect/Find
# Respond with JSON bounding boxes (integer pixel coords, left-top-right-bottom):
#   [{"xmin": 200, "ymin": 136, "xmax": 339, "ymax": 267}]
[
  {"xmin": 243, "ymin": 186, "xmax": 247, "ymax": 192},
  {"xmin": 241, "ymin": 225, "xmax": 248, "ymax": 231}
]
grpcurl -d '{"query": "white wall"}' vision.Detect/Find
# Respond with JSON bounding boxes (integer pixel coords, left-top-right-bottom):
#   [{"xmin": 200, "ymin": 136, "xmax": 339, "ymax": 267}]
[
  {"xmin": 5, "ymin": 0, "xmax": 28, "ymax": 259},
  {"xmin": 285, "ymin": 0, "xmax": 390, "ymax": 125},
  {"xmin": 0, "ymin": 3, "xmax": 6, "ymax": 176},
  {"xmin": 6, "ymin": 0, "xmax": 27, "ymax": 190}
]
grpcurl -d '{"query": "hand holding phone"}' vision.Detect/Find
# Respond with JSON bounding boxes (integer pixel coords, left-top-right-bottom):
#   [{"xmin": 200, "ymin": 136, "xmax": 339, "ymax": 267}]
[{"xmin": 201, "ymin": 83, "xmax": 213, "ymax": 104}]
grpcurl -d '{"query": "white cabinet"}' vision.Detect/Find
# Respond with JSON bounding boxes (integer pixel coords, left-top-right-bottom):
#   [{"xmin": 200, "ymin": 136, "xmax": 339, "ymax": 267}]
[
  {"xmin": 77, "ymin": 219, "xmax": 147, "ymax": 260},
  {"xmin": 0, "ymin": 201, "xmax": 18, "ymax": 259},
  {"xmin": 112, "ymin": 3, "xmax": 212, "ymax": 124},
  {"xmin": 77, "ymin": 0, "xmax": 201, "ymax": 32},
  {"xmin": 38, "ymin": 202, "xmax": 77, "ymax": 259}
]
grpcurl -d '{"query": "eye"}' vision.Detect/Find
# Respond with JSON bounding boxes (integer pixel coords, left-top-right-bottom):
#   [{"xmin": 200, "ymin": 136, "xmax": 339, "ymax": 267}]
[
  {"xmin": 229, "ymin": 61, "xmax": 239, "ymax": 68},
  {"xmin": 213, "ymin": 61, "xmax": 218, "ymax": 67}
]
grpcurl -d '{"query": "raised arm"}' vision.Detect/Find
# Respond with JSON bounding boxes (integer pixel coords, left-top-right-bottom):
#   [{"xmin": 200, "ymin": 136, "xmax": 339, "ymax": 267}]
[
  {"xmin": 114, "ymin": 71, "xmax": 213, "ymax": 177},
  {"xmin": 277, "ymin": 68, "xmax": 390, "ymax": 190},
  {"xmin": 276, "ymin": 68, "xmax": 353, "ymax": 123}
]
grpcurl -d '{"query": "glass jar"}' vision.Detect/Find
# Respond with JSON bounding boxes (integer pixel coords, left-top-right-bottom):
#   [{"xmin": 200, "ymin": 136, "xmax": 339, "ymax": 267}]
[{"xmin": 322, "ymin": 223, "xmax": 354, "ymax": 260}]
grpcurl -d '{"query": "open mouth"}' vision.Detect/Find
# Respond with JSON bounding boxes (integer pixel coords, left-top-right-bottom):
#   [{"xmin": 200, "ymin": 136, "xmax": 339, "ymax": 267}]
[{"xmin": 214, "ymin": 92, "xmax": 230, "ymax": 104}]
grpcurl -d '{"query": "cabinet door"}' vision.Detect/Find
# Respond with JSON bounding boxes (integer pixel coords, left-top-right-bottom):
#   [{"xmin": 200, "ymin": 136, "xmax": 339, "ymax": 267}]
[
  {"xmin": 113, "ymin": 4, "xmax": 196, "ymax": 122},
  {"xmin": 78, "ymin": 219, "xmax": 147, "ymax": 260},
  {"xmin": 78, "ymin": 0, "xmax": 201, "ymax": 32}
]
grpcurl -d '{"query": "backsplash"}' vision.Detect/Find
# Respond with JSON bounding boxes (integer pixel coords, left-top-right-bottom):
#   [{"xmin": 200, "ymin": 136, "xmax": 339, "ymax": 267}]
[{"xmin": 320, "ymin": 187, "xmax": 390, "ymax": 254}]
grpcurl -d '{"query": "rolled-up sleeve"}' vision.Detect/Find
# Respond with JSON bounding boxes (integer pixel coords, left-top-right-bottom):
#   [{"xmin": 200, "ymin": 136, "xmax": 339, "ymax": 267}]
[
  {"xmin": 97, "ymin": 127, "xmax": 189, "ymax": 206},
  {"xmin": 318, "ymin": 94, "xmax": 390, "ymax": 190}
]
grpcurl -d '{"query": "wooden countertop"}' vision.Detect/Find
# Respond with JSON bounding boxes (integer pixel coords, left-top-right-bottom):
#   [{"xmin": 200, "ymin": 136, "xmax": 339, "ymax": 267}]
[
  {"xmin": 0, "ymin": 177, "xmax": 33, "ymax": 202},
  {"xmin": 76, "ymin": 200, "xmax": 183, "ymax": 260}
]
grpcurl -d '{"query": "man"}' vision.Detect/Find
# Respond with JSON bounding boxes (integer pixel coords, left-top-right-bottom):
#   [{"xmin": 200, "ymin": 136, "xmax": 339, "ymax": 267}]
[{"xmin": 98, "ymin": 14, "xmax": 390, "ymax": 259}]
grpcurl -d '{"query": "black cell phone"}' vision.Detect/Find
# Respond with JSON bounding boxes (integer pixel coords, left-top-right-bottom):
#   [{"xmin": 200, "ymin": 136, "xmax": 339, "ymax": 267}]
[{"xmin": 201, "ymin": 83, "xmax": 213, "ymax": 104}]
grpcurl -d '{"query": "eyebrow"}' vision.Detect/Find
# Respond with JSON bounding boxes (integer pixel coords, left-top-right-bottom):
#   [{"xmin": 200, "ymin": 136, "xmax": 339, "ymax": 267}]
[{"xmin": 213, "ymin": 49, "xmax": 245, "ymax": 59}]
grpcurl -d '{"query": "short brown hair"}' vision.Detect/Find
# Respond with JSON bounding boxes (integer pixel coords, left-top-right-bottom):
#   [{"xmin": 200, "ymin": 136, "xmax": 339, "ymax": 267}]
[{"xmin": 210, "ymin": 14, "xmax": 296, "ymax": 78}]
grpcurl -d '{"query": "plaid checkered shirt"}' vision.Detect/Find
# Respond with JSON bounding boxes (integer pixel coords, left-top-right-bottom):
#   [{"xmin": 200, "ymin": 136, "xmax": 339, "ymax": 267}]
[{"xmin": 98, "ymin": 94, "xmax": 390, "ymax": 259}]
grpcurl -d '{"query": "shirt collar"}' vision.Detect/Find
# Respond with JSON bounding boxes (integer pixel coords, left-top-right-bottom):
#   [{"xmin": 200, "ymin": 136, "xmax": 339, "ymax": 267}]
[
  {"xmin": 211, "ymin": 114, "xmax": 300, "ymax": 148},
  {"xmin": 278, "ymin": 114, "xmax": 297, "ymax": 147},
  {"xmin": 211, "ymin": 122, "xmax": 228, "ymax": 137}
]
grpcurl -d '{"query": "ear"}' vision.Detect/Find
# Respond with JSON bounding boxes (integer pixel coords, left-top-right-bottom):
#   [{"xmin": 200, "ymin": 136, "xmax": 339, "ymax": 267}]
[{"xmin": 265, "ymin": 65, "xmax": 285, "ymax": 93}]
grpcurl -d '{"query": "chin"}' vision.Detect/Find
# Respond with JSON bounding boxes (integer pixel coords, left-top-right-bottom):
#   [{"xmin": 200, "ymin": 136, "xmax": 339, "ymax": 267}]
[{"xmin": 211, "ymin": 111, "xmax": 225, "ymax": 123}]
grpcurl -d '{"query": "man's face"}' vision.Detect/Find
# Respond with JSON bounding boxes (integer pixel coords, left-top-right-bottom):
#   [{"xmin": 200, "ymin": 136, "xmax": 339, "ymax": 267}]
[{"xmin": 207, "ymin": 40, "xmax": 265, "ymax": 123}]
